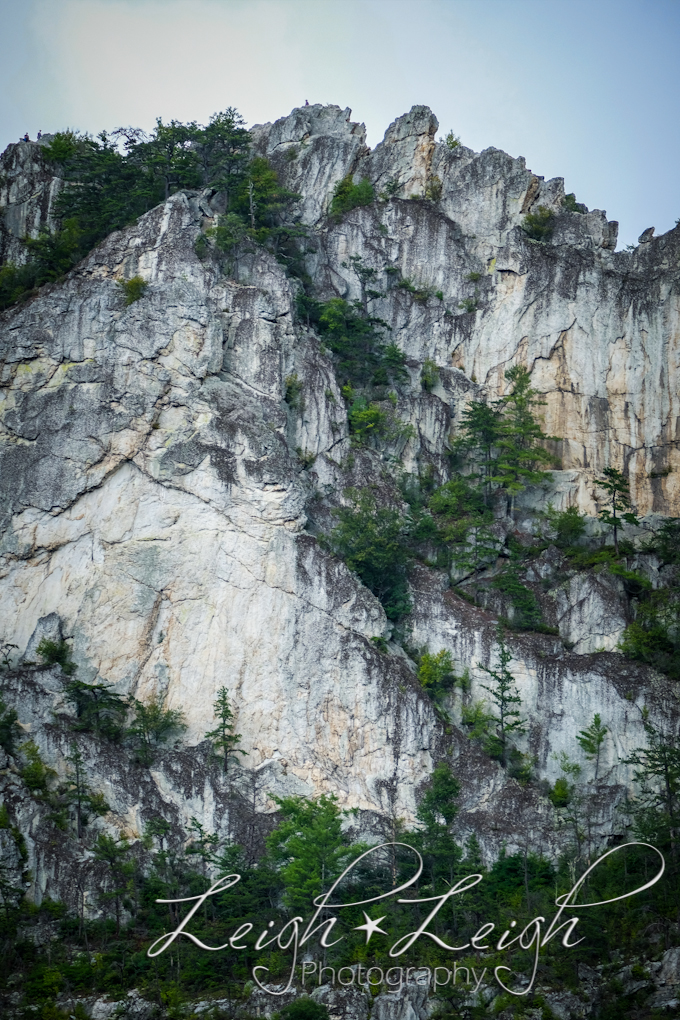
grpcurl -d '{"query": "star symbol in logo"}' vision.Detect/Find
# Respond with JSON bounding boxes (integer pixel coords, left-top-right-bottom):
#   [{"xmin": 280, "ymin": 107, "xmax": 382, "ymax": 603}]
[{"xmin": 354, "ymin": 910, "xmax": 388, "ymax": 944}]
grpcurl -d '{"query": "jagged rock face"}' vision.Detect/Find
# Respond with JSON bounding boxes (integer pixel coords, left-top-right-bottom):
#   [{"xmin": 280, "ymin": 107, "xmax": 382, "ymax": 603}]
[
  {"xmin": 256, "ymin": 104, "xmax": 679, "ymax": 516},
  {"xmin": 0, "ymin": 137, "xmax": 61, "ymax": 265},
  {"xmin": 1, "ymin": 105, "xmax": 680, "ymax": 905}
]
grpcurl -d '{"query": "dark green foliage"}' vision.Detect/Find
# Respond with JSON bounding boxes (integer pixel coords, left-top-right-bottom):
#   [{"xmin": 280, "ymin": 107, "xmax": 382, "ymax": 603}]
[
  {"xmin": 64, "ymin": 678, "xmax": 128, "ymax": 739},
  {"xmin": 405, "ymin": 474, "xmax": 497, "ymax": 576},
  {"xmin": 492, "ymin": 566, "xmax": 544, "ymax": 631},
  {"xmin": 204, "ymin": 687, "xmax": 246, "ymax": 774},
  {"xmin": 457, "ymin": 400, "xmax": 503, "ymax": 505},
  {"xmin": 329, "ymin": 174, "xmax": 374, "ymax": 220},
  {"xmin": 276, "ymin": 999, "xmax": 330, "ymax": 1020},
  {"xmin": 0, "ymin": 696, "xmax": 19, "ymax": 755},
  {"xmin": 191, "ymin": 107, "xmax": 251, "ymax": 200},
  {"xmin": 36, "ymin": 637, "xmax": 76, "ymax": 675},
  {"xmin": 209, "ymin": 211, "xmax": 248, "ymax": 252},
  {"xmin": 45, "ymin": 130, "xmax": 165, "ymax": 253},
  {"xmin": 411, "ymin": 763, "xmax": 462, "ymax": 890},
  {"xmin": 549, "ymin": 776, "xmax": 572, "ymax": 808},
  {"xmin": 345, "ymin": 393, "xmax": 412, "ymax": 446},
  {"xmin": 328, "ymin": 488, "xmax": 412, "ymax": 619},
  {"xmin": 398, "ymin": 276, "xmax": 432, "ymax": 302},
  {"xmin": 117, "ymin": 274, "xmax": 147, "ymax": 305},
  {"xmin": 596, "ymin": 467, "xmax": 639, "ymax": 554},
  {"xmin": 478, "ymin": 630, "xmax": 526, "ymax": 768},
  {"xmin": 623, "ymin": 715, "xmax": 680, "ymax": 860},
  {"xmin": 1, "ymin": 111, "xmax": 251, "ymax": 311},
  {"xmin": 54, "ymin": 742, "xmax": 110, "ymax": 838},
  {"xmin": 0, "ymin": 259, "xmax": 40, "ymax": 310},
  {"xmin": 563, "ymin": 192, "xmax": 587, "ymax": 213},
  {"xmin": 545, "ymin": 503, "xmax": 587, "ymax": 547},
  {"xmin": 457, "ymin": 295, "xmax": 479, "ymax": 313},
  {"xmin": 576, "ymin": 714, "xmax": 608, "ymax": 780},
  {"xmin": 522, "ymin": 204, "xmax": 555, "ymax": 241},
  {"xmin": 492, "ymin": 365, "xmax": 556, "ymax": 507},
  {"xmin": 619, "ymin": 585, "xmax": 680, "ymax": 678},
  {"xmin": 650, "ymin": 518, "xmax": 680, "ymax": 564},
  {"xmin": 284, "ymin": 372, "xmax": 303, "ymax": 408},
  {"xmin": 92, "ymin": 832, "xmax": 134, "ymax": 933},
  {"xmin": 266, "ymin": 794, "xmax": 358, "ymax": 916},
  {"xmin": 316, "ymin": 297, "xmax": 390, "ymax": 388},
  {"xmin": 420, "ymin": 358, "xmax": 439, "ymax": 391},
  {"xmin": 19, "ymin": 740, "xmax": 55, "ymax": 794},
  {"xmin": 127, "ymin": 696, "xmax": 187, "ymax": 765}
]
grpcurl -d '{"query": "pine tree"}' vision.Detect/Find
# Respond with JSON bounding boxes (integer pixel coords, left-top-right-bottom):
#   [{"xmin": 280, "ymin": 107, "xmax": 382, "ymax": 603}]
[
  {"xmin": 127, "ymin": 697, "xmax": 186, "ymax": 766},
  {"xmin": 204, "ymin": 688, "xmax": 246, "ymax": 775},
  {"xmin": 413, "ymin": 763, "xmax": 462, "ymax": 890},
  {"xmin": 623, "ymin": 715, "xmax": 680, "ymax": 861},
  {"xmin": 265, "ymin": 795, "xmax": 358, "ymax": 917},
  {"xmin": 60, "ymin": 742, "xmax": 109, "ymax": 839},
  {"xmin": 492, "ymin": 365, "xmax": 555, "ymax": 513},
  {"xmin": 576, "ymin": 714, "xmax": 608, "ymax": 780},
  {"xmin": 596, "ymin": 467, "xmax": 639, "ymax": 554},
  {"xmin": 479, "ymin": 630, "xmax": 526, "ymax": 769},
  {"xmin": 458, "ymin": 400, "xmax": 503, "ymax": 504},
  {"xmin": 65, "ymin": 678, "xmax": 128, "ymax": 740}
]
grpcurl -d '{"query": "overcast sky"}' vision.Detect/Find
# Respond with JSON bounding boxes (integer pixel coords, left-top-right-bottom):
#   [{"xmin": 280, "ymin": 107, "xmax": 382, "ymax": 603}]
[{"xmin": 1, "ymin": 0, "xmax": 679, "ymax": 248}]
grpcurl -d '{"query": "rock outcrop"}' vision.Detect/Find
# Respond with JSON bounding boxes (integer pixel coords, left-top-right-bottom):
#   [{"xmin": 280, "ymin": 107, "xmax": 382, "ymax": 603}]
[{"xmin": 0, "ymin": 103, "xmax": 679, "ymax": 917}]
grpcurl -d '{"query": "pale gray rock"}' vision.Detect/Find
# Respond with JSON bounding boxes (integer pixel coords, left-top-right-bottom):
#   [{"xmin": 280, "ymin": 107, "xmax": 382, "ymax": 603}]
[
  {"xmin": 0, "ymin": 140, "xmax": 63, "ymax": 264},
  {"xmin": 1, "ymin": 106, "xmax": 680, "ymax": 937},
  {"xmin": 551, "ymin": 571, "xmax": 628, "ymax": 653},
  {"xmin": 659, "ymin": 946, "xmax": 680, "ymax": 985}
]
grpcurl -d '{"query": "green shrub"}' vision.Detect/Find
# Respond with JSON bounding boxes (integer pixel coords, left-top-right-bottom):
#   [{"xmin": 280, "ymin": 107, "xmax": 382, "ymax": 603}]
[
  {"xmin": 347, "ymin": 396, "xmax": 413, "ymax": 446},
  {"xmin": 127, "ymin": 696, "xmax": 187, "ymax": 766},
  {"xmin": 117, "ymin": 275, "xmax": 148, "ymax": 305},
  {"xmin": 492, "ymin": 568, "xmax": 543, "ymax": 631},
  {"xmin": 36, "ymin": 637, "xmax": 76, "ymax": 675},
  {"xmin": 549, "ymin": 776, "xmax": 571, "ymax": 808},
  {"xmin": 276, "ymin": 998, "xmax": 330, "ymax": 1020},
  {"xmin": 209, "ymin": 211, "xmax": 247, "ymax": 252},
  {"xmin": 380, "ymin": 178, "xmax": 401, "ymax": 199},
  {"xmin": 425, "ymin": 175, "xmax": 442, "ymax": 202},
  {"xmin": 327, "ymin": 488, "xmax": 412, "ymax": 620},
  {"xmin": 545, "ymin": 503, "xmax": 587, "ymax": 548},
  {"xmin": 458, "ymin": 296, "xmax": 479, "ymax": 313},
  {"xmin": 329, "ymin": 175, "xmax": 374, "ymax": 220},
  {"xmin": 418, "ymin": 650, "xmax": 455, "ymax": 690},
  {"xmin": 420, "ymin": 358, "xmax": 439, "ymax": 392},
  {"xmin": 0, "ymin": 696, "xmax": 19, "ymax": 755},
  {"xmin": 20, "ymin": 740, "xmax": 55, "ymax": 794},
  {"xmin": 0, "ymin": 260, "xmax": 40, "ymax": 310},
  {"xmin": 397, "ymin": 276, "xmax": 432, "ymax": 302},
  {"xmin": 619, "ymin": 586, "xmax": 680, "ymax": 678},
  {"xmin": 444, "ymin": 130, "xmax": 460, "ymax": 150},
  {"xmin": 522, "ymin": 205, "xmax": 555, "ymax": 241},
  {"xmin": 284, "ymin": 372, "xmax": 303, "ymax": 408},
  {"xmin": 563, "ymin": 192, "xmax": 586, "ymax": 213}
]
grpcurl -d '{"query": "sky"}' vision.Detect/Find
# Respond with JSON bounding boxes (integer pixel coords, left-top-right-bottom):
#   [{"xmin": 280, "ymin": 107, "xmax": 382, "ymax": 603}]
[{"xmin": 1, "ymin": 0, "xmax": 679, "ymax": 248}]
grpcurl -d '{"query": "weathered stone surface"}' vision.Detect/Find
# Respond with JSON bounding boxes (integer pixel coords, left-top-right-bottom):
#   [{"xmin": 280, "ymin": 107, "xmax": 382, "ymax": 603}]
[
  {"xmin": 0, "ymin": 138, "xmax": 62, "ymax": 265},
  {"xmin": 1, "ymin": 104, "xmax": 679, "ymax": 908}
]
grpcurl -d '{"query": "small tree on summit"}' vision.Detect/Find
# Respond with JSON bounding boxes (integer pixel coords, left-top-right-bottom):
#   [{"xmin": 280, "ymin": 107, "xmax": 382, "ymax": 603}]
[{"xmin": 596, "ymin": 467, "xmax": 639, "ymax": 554}]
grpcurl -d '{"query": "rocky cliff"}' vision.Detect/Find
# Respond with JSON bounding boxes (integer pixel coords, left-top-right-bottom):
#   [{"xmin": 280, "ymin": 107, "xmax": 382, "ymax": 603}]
[{"xmin": 1, "ymin": 104, "xmax": 680, "ymax": 1017}]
